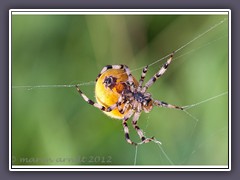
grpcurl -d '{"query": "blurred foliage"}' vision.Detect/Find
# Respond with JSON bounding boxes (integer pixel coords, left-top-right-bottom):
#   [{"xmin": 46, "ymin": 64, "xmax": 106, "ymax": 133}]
[{"xmin": 12, "ymin": 14, "xmax": 228, "ymax": 166}]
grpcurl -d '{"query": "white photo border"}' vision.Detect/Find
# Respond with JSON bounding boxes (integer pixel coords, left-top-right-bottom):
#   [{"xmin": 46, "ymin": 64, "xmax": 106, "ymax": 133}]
[{"xmin": 9, "ymin": 9, "xmax": 231, "ymax": 171}]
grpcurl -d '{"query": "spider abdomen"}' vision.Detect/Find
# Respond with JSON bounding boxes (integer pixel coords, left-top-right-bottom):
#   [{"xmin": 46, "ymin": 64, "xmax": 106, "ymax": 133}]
[{"xmin": 95, "ymin": 68, "xmax": 138, "ymax": 119}]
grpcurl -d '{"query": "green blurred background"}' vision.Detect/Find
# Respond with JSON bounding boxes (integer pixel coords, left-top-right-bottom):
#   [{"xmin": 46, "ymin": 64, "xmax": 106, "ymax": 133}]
[{"xmin": 12, "ymin": 14, "xmax": 228, "ymax": 166}]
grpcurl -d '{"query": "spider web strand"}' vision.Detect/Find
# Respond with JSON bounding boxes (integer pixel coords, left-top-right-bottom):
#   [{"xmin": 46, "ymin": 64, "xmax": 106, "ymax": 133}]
[
  {"xmin": 182, "ymin": 91, "xmax": 228, "ymax": 110},
  {"xmin": 12, "ymin": 81, "xmax": 95, "ymax": 90},
  {"xmin": 131, "ymin": 17, "xmax": 227, "ymax": 73},
  {"xmin": 134, "ymin": 145, "xmax": 138, "ymax": 165},
  {"xmin": 174, "ymin": 18, "xmax": 227, "ymax": 54},
  {"xmin": 156, "ymin": 143, "xmax": 174, "ymax": 165}
]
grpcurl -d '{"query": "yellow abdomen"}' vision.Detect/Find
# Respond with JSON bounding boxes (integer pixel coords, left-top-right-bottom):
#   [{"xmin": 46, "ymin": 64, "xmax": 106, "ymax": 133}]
[{"xmin": 95, "ymin": 68, "xmax": 138, "ymax": 119}]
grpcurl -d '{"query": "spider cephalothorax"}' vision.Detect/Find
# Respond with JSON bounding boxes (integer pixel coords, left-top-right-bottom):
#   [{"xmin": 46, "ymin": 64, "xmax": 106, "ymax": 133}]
[
  {"xmin": 120, "ymin": 85, "xmax": 153, "ymax": 113},
  {"xmin": 76, "ymin": 52, "xmax": 184, "ymax": 145}
]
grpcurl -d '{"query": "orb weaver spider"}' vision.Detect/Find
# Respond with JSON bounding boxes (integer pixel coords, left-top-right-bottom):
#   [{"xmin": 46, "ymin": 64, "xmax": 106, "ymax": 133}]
[{"xmin": 76, "ymin": 52, "xmax": 183, "ymax": 145}]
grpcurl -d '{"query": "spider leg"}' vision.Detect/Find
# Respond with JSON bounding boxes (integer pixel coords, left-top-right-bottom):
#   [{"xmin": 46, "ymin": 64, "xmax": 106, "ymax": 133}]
[
  {"xmin": 138, "ymin": 65, "xmax": 148, "ymax": 88},
  {"xmin": 76, "ymin": 85, "xmax": 118, "ymax": 112},
  {"xmin": 132, "ymin": 112, "xmax": 154, "ymax": 144},
  {"xmin": 118, "ymin": 100, "xmax": 130, "ymax": 114},
  {"xmin": 144, "ymin": 52, "xmax": 174, "ymax": 90},
  {"xmin": 122, "ymin": 110, "xmax": 137, "ymax": 145},
  {"xmin": 113, "ymin": 95, "xmax": 129, "ymax": 115},
  {"xmin": 153, "ymin": 99, "xmax": 183, "ymax": 110},
  {"xmin": 124, "ymin": 65, "xmax": 134, "ymax": 84},
  {"xmin": 95, "ymin": 64, "xmax": 134, "ymax": 84}
]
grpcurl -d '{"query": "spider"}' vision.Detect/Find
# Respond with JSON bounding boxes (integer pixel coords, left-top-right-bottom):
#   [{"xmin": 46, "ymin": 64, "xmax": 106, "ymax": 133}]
[{"xmin": 76, "ymin": 52, "xmax": 183, "ymax": 145}]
